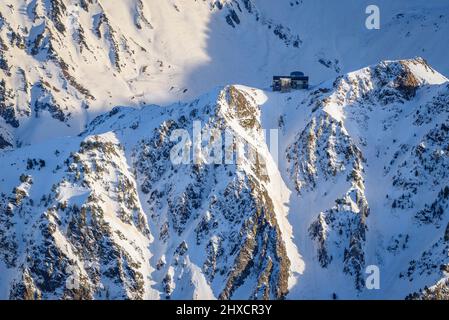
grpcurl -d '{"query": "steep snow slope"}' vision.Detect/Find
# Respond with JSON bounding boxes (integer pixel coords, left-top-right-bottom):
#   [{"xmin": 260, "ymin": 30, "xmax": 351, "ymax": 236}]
[
  {"xmin": 0, "ymin": 84, "xmax": 304, "ymax": 299},
  {"xmin": 260, "ymin": 57, "xmax": 449, "ymax": 299},
  {"xmin": 0, "ymin": 0, "xmax": 449, "ymax": 148},
  {"xmin": 1, "ymin": 58, "xmax": 449, "ymax": 299}
]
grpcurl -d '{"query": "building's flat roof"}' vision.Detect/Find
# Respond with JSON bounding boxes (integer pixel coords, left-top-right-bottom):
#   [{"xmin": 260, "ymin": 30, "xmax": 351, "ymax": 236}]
[{"xmin": 273, "ymin": 75, "xmax": 309, "ymax": 80}]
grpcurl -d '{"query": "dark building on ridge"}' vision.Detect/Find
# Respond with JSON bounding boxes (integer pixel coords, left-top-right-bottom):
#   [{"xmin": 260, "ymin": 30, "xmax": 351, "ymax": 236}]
[{"xmin": 272, "ymin": 71, "xmax": 309, "ymax": 92}]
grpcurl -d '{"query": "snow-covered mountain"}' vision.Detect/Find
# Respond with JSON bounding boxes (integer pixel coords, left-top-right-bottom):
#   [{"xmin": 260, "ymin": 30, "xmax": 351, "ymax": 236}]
[
  {"xmin": 1, "ymin": 0, "xmax": 449, "ymax": 148},
  {"xmin": 1, "ymin": 1, "xmax": 449, "ymax": 300},
  {"xmin": 1, "ymin": 57, "xmax": 449, "ymax": 299}
]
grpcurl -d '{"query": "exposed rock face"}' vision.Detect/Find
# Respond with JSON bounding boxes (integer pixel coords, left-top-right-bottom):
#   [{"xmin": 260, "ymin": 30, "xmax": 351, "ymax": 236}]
[
  {"xmin": 132, "ymin": 86, "xmax": 291, "ymax": 300},
  {"xmin": 412, "ymin": 280, "xmax": 449, "ymax": 300},
  {"xmin": 287, "ymin": 114, "xmax": 364, "ymax": 194},
  {"xmin": 2, "ymin": 133, "xmax": 152, "ymax": 300},
  {"xmin": 287, "ymin": 103, "xmax": 367, "ymax": 291}
]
